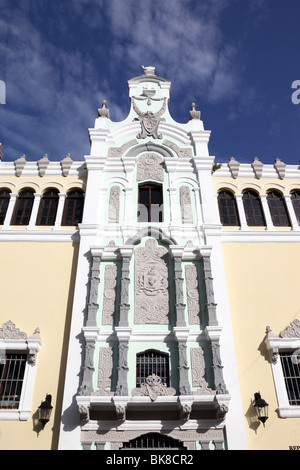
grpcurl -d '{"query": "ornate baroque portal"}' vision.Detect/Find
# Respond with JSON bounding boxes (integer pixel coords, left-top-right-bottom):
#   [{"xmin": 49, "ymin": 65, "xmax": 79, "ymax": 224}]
[{"xmin": 134, "ymin": 238, "xmax": 169, "ymax": 324}]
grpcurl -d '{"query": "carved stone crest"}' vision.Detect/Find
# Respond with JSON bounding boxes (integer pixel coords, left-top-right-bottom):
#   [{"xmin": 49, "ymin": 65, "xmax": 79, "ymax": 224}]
[
  {"xmin": 280, "ymin": 319, "xmax": 300, "ymax": 338},
  {"xmin": 0, "ymin": 321, "xmax": 27, "ymax": 340},
  {"xmin": 132, "ymin": 374, "xmax": 176, "ymax": 401},
  {"xmin": 135, "ymin": 239, "xmax": 169, "ymax": 324},
  {"xmin": 132, "ymin": 96, "xmax": 166, "ymax": 139},
  {"xmin": 137, "ymin": 153, "xmax": 164, "ymax": 182}
]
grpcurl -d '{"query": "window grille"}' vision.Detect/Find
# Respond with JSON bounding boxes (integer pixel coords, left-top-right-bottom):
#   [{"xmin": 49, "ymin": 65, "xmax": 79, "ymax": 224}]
[
  {"xmin": 291, "ymin": 190, "xmax": 300, "ymax": 225},
  {"xmin": 267, "ymin": 191, "xmax": 291, "ymax": 227},
  {"xmin": 280, "ymin": 351, "xmax": 300, "ymax": 405},
  {"xmin": 217, "ymin": 190, "xmax": 240, "ymax": 226},
  {"xmin": 61, "ymin": 190, "xmax": 84, "ymax": 226},
  {"xmin": 138, "ymin": 184, "xmax": 163, "ymax": 222},
  {"xmin": 121, "ymin": 433, "xmax": 186, "ymax": 449},
  {"xmin": 11, "ymin": 189, "xmax": 34, "ymax": 225},
  {"xmin": 136, "ymin": 350, "xmax": 169, "ymax": 387},
  {"xmin": 0, "ymin": 353, "xmax": 27, "ymax": 409},
  {"xmin": 0, "ymin": 189, "xmax": 11, "ymax": 224},
  {"xmin": 242, "ymin": 190, "xmax": 266, "ymax": 226},
  {"xmin": 36, "ymin": 189, "xmax": 59, "ymax": 225}
]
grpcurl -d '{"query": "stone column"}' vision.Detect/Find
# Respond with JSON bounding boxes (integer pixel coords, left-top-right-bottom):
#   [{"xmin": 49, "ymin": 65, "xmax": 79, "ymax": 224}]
[
  {"xmin": 284, "ymin": 194, "xmax": 299, "ymax": 230},
  {"xmin": 115, "ymin": 327, "xmax": 131, "ymax": 396},
  {"xmin": 200, "ymin": 249, "xmax": 218, "ymax": 327},
  {"xmin": 173, "ymin": 328, "xmax": 191, "ymax": 395},
  {"xmin": 119, "ymin": 247, "xmax": 134, "ymax": 327},
  {"xmin": 235, "ymin": 194, "xmax": 249, "ymax": 231},
  {"xmin": 200, "ymin": 441, "xmax": 210, "ymax": 450},
  {"xmin": 260, "ymin": 194, "xmax": 275, "ymax": 230},
  {"xmin": 86, "ymin": 249, "xmax": 103, "ymax": 327},
  {"xmin": 27, "ymin": 193, "xmax": 42, "ymax": 229},
  {"xmin": 95, "ymin": 442, "xmax": 106, "ymax": 450},
  {"xmin": 53, "ymin": 193, "xmax": 66, "ymax": 230},
  {"xmin": 2, "ymin": 193, "xmax": 18, "ymax": 228},
  {"xmin": 79, "ymin": 332, "xmax": 97, "ymax": 396},
  {"xmin": 205, "ymin": 327, "xmax": 228, "ymax": 395},
  {"xmin": 170, "ymin": 246, "xmax": 186, "ymax": 327},
  {"xmin": 82, "ymin": 442, "xmax": 92, "ymax": 450}
]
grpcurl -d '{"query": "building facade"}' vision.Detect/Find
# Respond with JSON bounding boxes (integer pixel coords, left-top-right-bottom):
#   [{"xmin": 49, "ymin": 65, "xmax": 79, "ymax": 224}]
[{"xmin": 0, "ymin": 67, "xmax": 300, "ymax": 450}]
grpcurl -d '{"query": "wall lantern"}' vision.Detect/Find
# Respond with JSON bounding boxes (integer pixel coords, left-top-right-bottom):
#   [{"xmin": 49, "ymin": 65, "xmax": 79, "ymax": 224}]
[
  {"xmin": 38, "ymin": 394, "xmax": 53, "ymax": 429},
  {"xmin": 254, "ymin": 392, "xmax": 269, "ymax": 427}
]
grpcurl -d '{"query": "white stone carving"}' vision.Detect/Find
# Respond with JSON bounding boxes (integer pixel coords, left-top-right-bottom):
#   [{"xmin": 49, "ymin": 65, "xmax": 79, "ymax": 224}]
[
  {"xmin": 191, "ymin": 348, "xmax": 214, "ymax": 395},
  {"xmin": 228, "ymin": 157, "xmax": 240, "ymax": 179},
  {"xmin": 102, "ymin": 265, "xmax": 117, "ymax": 325},
  {"xmin": 81, "ymin": 428, "xmax": 224, "ymax": 444},
  {"xmin": 0, "ymin": 321, "xmax": 27, "ymax": 339},
  {"xmin": 134, "ymin": 239, "xmax": 169, "ymax": 324},
  {"xmin": 162, "ymin": 140, "xmax": 193, "ymax": 159},
  {"xmin": 37, "ymin": 154, "xmax": 50, "ymax": 176},
  {"xmin": 108, "ymin": 139, "xmax": 138, "ymax": 158},
  {"xmin": 108, "ymin": 186, "xmax": 120, "ymax": 223},
  {"xmin": 280, "ymin": 319, "xmax": 300, "ymax": 338},
  {"xmin": 92, "ymin": 347, "xmax": 114, "ymax": 396},
  {"xmin": 185, "ymin": 265, "xmax": 201, "ymax": 324},
  {"xmin": 137, "ymin": 153, "xmax": 164, "ymax": 182},
  {"xmin": 132, "ymin": 374, "xmax": 176, "ymax": 401},
  {"xmin": 180, "ymin": 186, "xmax": 193, "ymax": 223}
]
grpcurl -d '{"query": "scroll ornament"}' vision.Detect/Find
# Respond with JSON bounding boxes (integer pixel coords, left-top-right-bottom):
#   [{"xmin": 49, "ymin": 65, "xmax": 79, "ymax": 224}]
[
  {"xmin": 132, "ymin": 374, "xmax": 176, "ymax": 401},
  {"xmin": 132, "ymin": 96, "xmax": 166, "ymax": 139}
]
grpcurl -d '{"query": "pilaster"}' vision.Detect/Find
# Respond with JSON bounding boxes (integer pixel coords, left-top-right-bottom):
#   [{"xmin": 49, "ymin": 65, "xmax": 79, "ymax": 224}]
[{"xmin": 118, "ymin": 246, "xmax": 134, "ymax": 327}]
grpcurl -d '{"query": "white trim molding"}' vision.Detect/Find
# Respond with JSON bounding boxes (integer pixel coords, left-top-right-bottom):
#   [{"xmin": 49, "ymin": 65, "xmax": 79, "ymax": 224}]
[
  {"xmin": 265, "ymin": 320, "xmax": 300, "ymax": 418},
  {"xmin": 0, "ymin": 321, "xmax": 41, "ymax": 421}
]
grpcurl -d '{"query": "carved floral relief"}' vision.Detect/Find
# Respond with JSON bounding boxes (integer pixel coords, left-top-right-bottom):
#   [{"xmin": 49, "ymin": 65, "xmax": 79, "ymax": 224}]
[
  {"xmin": 136, "ymin": 153, "xmax": 164, "ymax": 182},
  {"xmin": 102, "ymin": 265, "xmax": 118, "ymax": 325},
  {"xmin": 108, "ymin": 186, "xmax": 120, "ymax": 223},
  {"xmin": 185, "ymin": 265, "xmax": 201, "ymax": 324},
  {"xmin": 134, "ymin": 239, "xmax": 169, "ymax": 324}
]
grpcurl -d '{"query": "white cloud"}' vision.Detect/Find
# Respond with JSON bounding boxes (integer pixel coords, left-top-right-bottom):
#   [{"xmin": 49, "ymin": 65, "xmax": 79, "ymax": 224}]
[{"xmin": 0, "ymin": 0, "xmax": 269, "ymax": 161}]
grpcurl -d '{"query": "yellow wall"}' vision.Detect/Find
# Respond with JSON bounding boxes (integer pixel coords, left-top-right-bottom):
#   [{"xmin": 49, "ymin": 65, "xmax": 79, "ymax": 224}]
[
  {"xmin": 0, "ymin": 241, "xmax": 78, "ymax": 450},
  {"xmin": 222, "ymin": 242, "xmax": 300, "ymax": 450}
]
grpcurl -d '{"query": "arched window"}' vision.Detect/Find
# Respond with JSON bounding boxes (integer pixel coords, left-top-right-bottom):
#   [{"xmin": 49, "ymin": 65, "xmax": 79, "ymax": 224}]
[
  {"xmin": 138, "ymin": 184, "xmax": 163, "ymax": 222},
  {"xmin": 11, "ymin": 188, "xmax": 35, "ymax": 225},
  {"xmin": 290, "ymin": 190, "xmax": 300, "ymax": 225},
  {"xmin": 267, "ymin": 190, "xmax": 290, "ymax": 227},
  {"xmin": 61, "ymin": 189, "xmax": 84, "ymax": 226},
  {"xmin": 136, "ymin": 350, "xmax": 170, "ymax": 387},
  {"xmin": 242, "ymin": 190, "xmax": 265, "ymax": 226},
  {"xmin": 122, "ymin": 433, "xmax": 186, "ymax": 449},
  {"xmin": 36, "ymin": 189, "xmax": 59, "ymax": 226},
  {"xmin": 0, "ymin": 188, "xmax": 11, "ymax": 224},
  {"xmin": 217, "ymin": 190, "xmax": 240, "ymax": 226}
]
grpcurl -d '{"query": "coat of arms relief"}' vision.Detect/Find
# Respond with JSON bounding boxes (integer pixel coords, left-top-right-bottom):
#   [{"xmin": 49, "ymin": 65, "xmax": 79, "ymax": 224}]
[{"xmin": 134, "ymin": 239, "xmax": 169, "ymax": 324}]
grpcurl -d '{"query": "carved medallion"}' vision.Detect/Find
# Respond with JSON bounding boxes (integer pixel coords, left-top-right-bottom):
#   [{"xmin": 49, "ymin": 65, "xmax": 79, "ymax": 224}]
[
  {"xmin": 132, "ymin": 374, "xmax": 176, "ymax": 401},
  {"xmin": 132, "ymin": 96, "xmax": 166, "ymax": 139},
  {"xmin": 135, "ymin": 239, "xmax": 169, "ymax": 324},
  {"xmin": 137, "ymin": 153, "xmax": 164, "ymax": 182}
]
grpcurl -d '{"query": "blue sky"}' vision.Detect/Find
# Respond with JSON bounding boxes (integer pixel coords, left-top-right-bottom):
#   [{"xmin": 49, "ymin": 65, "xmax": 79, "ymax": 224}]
[{"xmin": 0, "ymin": 0, "xmax": 300, "ymax": 165}]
